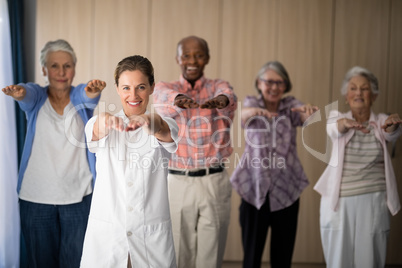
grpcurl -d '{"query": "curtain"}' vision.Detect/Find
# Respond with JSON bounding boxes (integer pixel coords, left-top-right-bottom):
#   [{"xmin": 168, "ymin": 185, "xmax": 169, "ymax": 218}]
[
  {"xmin": 7, "ymin": 0, "xmax": 27, "ymax": 165},
  {"xmin": 0, "ymin": 0, "xmax": 20, "ymax": 266},
  {"xmin": 6, "ymin": 0, "xmax": 28, "ymax": 266}
]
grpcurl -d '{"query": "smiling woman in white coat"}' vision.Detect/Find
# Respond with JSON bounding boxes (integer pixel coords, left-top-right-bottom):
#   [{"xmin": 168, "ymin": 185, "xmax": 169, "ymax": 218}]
[{"xmin": 80, "ymin": 55, "xmax": 178, "ymax": 268}]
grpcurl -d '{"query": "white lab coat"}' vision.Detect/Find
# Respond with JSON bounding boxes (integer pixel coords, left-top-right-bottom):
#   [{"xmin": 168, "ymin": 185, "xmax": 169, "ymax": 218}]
[{"xmin": 80, "ymin": 110, "xmax": 178, "ymax": 268}]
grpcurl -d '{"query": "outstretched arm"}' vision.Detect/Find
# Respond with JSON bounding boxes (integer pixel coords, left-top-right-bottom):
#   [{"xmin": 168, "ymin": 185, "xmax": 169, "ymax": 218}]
[
  {"xmin": 174, "ymin": 94, "xmax": 199, "ymax": 109},
  {"xmin": 92, "ymin": 112, "xmax": 125, "ymax": 141},
  {"xmin": 200, "ymin": 95, "xmax": 229, "ymax": 109},
  {"xmin": 85, "ymin": 79, "xmax": 106, "ymax": 99},
  {"xmin": 337, "ymin": 118, "xmax": 370, "ymax": 134},
  {"xmin": 126, "ymin": 113, "xmax": 173, "ymax": 142},
  {"xmin": 382, "ymin": 113, "xmax": 402, "ymax": 133},
  {"xmin": 291, "ymin": 104, "xmax": 319, "ymax": 123},
  {"xmin": 241, "ymin": 107, "xmax": 277, "ymax": 125},
  {"xmin": 2, "ymin": 85, "xmax": 26, "ymax": 101}
]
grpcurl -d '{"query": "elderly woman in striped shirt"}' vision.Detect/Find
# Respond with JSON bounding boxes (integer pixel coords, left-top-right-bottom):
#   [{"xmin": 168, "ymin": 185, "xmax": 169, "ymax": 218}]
[{"xmin": 314, "ymin": 66, "xmax": 402, "ymax": 268}]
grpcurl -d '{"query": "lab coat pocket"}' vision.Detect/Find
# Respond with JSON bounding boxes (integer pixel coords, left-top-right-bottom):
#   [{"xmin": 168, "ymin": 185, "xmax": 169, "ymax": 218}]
[{"xmin": 144, "ymin": 220, "xmax": 176, "ymax": 268}]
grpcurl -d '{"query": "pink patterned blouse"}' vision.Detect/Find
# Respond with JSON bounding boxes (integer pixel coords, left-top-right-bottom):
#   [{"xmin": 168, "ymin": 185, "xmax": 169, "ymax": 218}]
[{"xmin": 230, "ymin": 95, "xmax": 309, "ymax": 211}]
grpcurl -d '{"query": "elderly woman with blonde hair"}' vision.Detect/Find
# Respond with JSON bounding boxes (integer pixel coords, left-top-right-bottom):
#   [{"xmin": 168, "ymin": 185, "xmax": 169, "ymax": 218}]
[{"xmin": 314, "ymin": 66, "xmax": 401, "ymax": 268}]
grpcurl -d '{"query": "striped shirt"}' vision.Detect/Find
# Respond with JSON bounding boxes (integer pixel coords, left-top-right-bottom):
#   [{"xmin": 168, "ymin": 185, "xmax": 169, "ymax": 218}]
[
  {"xmin": 152, "ymin": 75, "xmax": 237, "ymax": 169},
  {"xmin": 340, "ymin": 124, "xmax": 386, "ymax": 197}
]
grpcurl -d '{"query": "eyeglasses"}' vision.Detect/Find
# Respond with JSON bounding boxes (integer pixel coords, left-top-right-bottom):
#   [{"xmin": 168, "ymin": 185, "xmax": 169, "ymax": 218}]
[{"xmin": 259, "ymin": 78, "xmax": 286, "ymax": 89}]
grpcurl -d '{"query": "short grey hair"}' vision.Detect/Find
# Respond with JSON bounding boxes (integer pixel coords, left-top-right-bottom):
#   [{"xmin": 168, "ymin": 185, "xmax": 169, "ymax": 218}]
[
  {"xmin": 341, "ymin": 66, "xmax": 379, "ymax": 96},
  {"xmin": 255, "ymin": 61, "xmax": 292, "ymax": 94},
  {"xmin": 40, "ymin": 39, "xmax": 77, "ymax": 67}
]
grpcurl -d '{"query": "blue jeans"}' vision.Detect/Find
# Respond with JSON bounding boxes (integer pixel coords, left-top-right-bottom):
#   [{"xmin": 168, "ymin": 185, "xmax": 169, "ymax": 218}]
[{"xmin": 19, "ymin": 194, "xmax": 92, "ymax": 268}]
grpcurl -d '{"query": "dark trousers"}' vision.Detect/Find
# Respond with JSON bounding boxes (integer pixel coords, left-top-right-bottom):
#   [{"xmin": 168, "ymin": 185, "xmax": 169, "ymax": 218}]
[
  {"xmin": 239, "ymin": 195, "xmax": 299, "ymax": 268},
  {"xmin": 19, "ymin": 194, "xmax": 92, "ymax": 268}
]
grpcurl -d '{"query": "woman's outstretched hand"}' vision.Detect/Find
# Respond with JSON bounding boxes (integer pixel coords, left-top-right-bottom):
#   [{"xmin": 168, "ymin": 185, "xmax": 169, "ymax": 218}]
[
  {"xmin": 85, "ymin": 79, "xmax": 106, "ymax": 98},
  {"xmin": 2, "ymin": 85, "xmax": 26, "ymax": 101},
  {"xmin": 291, "ymin": 104, "xmax": 319, "ymax": 123},
  {"xmin": 382, "ymin": 113, "xmax": 402, "ymax": 133}
]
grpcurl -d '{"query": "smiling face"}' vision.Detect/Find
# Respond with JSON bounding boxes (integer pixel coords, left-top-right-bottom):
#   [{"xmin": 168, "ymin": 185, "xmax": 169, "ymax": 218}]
[
  {"xmin": 258, "ymin": 69, "xmax": 286, "ymax": 105},
  {"xmin": 116, "ymin": 70, "xmax": 154, "ymax": 117},
  {"xmin": 42, "ymin": 51, "xmax": 75, "ymax": 92},
  {"xmin": 176, "ymin": 37, "xmax": 210, "ymax": 84},
  {"xmin": 346, "ymin": 75, "xmax": 376, "ymax": 111}
]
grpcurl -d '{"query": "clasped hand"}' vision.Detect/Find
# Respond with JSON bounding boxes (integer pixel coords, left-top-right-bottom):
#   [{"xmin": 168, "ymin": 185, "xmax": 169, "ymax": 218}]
[
  {"xmin": 174, "ymin": 95, "xmax": 229, "ymax": 109},
  {"xmin": 291, "ymin": 104, "xmax": 319, "ymax": 123},
  {"xmin": 338, "ymin": 113, "xmax": 401, "ymax": 134},
  {"xmin": 85, "ymin": 79, "xmax": 106, "ymax": 97},
  {"xmin": 382, "ymin": 113, "xmax": 402, "ymax": 132},
  {"xmin": 101, "ymin": 113, "xmax": 162, "ymax": 135}
]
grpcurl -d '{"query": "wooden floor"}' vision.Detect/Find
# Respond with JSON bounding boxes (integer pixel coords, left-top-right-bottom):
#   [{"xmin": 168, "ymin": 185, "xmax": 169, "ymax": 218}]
[
  {"xmin": 221, "ymin": 261, "xmax": 402, "ymax": 268},
  {"xmin": 221, "ymin": 262, "xmax": 325, "ymax": 268}
]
